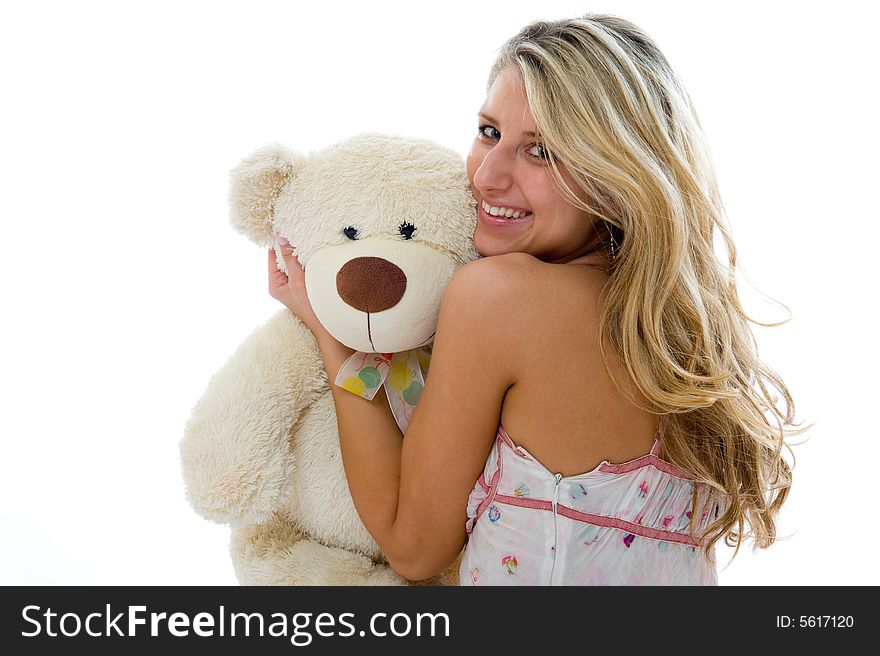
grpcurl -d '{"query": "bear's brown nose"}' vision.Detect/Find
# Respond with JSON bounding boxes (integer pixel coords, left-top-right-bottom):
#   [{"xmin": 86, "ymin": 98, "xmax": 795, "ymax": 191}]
[{"xmin": 336, "ymin": 257, "xmax": 407, "ymax": 313}]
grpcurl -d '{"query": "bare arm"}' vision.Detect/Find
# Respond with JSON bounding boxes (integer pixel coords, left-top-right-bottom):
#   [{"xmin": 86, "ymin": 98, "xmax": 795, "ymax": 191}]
[
  {"xmin": 314, "ymin": 260, "xmax": 518, "ymax": 580},
  {"xmin": 271, "ymin": 240, "xmax": 520, "ymax": 579}
]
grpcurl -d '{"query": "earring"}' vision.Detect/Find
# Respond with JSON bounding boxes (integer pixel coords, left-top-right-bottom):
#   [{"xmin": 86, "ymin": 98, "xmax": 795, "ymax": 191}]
[{"xmin": 606, "ymin": 223, "xmax": 619, "ymax": 261}]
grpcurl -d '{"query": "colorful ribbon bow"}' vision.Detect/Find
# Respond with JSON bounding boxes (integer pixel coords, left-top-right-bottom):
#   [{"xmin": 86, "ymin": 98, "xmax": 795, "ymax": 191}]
[{"xmin": 334, "ymin": 348, "xmax": 431, "ymax": 433}]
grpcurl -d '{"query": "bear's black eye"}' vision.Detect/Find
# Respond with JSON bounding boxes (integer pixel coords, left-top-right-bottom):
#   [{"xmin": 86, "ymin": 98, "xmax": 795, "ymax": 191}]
[
  {"xmin": 399, "ymin": 222, "xmax": 416, "ymax": 240},
  {"xmin": 343, "ymin": 226, "xmax": 359, "ymax": 240}
]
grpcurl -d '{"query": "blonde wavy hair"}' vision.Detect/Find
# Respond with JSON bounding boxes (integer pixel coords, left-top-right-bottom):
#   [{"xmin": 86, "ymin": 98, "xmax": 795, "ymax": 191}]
[{"xmin": 491, "ymin": 14, "xmax": 807, "ymax": 558}]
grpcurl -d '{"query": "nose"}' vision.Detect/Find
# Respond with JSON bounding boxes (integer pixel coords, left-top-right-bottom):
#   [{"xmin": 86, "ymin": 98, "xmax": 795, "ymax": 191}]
[
  {"xmin": 472, "ymin": 141, "xmax": 513, "ymax": 194},
  {"xmin": 336, "ymin": 257, "xmax": 407, "ymax": 313}
]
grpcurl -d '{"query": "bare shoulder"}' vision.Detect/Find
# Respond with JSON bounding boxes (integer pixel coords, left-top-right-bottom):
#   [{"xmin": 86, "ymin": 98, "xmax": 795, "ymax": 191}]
[
  {"xmin": 439, "ymin": 256, "xmax": 523, "ymax": 335},
  {"xmin": 450, "ymin": 253, "xmax": 536, "ymax": 298},
  {"xmin": 443, "ymin": 254, "xmax": 611, "ymax": 374},
  {"xmin": 453, "ymin": 253, "xmax": 607, "ymax": 295},
  {"xmin": 453, "ymin": 253, "xmax": 609, "ymax": 317}
]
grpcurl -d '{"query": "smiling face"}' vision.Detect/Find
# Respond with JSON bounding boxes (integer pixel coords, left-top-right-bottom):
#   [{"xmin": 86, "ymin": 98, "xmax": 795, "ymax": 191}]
[{"xmin": 467, "ymin": 65, "xmax": 603, "ymax": 263}]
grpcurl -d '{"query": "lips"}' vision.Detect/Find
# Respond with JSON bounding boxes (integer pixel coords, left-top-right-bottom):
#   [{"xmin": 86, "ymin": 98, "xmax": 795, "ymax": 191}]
[
  {"xmin": 480, "ymin": 199, "xmax": 533, "ymax": 219},
  {"xmin": 478, "ymin": 202, "xmax": 533, "ymax": 226}
]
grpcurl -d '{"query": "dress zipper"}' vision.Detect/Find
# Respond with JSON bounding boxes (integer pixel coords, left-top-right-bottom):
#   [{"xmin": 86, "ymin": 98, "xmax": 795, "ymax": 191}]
[{"xmin": 549, "ymin": 473, "xmax": 563, "ymax": 585}]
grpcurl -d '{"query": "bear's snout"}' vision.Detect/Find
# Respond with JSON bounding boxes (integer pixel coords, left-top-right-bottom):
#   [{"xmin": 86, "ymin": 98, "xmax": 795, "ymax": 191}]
[{"xmin": 336, "ymin": 257, "xmax": 407, "ymax": 313}]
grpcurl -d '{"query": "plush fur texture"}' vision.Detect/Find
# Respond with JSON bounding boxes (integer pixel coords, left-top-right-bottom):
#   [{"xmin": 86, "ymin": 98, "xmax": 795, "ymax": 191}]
[{"xmin": 180, "ymin": 134, "xmax": 477, "ymax": 585}]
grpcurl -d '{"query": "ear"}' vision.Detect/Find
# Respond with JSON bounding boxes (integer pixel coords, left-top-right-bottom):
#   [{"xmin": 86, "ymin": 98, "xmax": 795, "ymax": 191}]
[{"xmin": 228, "ymin": 143, "xmax": 304, "ymax": 246}]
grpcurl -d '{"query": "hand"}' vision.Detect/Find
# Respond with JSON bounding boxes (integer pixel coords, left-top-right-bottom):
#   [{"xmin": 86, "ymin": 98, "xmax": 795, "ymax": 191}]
[{"xmin": 268, "ymin": 238, "xmax": 325, "ymax": 336}]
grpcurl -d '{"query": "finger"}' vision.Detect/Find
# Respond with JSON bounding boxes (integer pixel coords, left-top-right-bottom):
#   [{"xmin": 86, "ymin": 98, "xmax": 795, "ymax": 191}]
[
  {"xmin": 268, "ymin": 247, "xmax": 285, "ymax": 277},
  {"xmin": 276, "ymin": 236, "xmax": 302, "ymax": 270}
]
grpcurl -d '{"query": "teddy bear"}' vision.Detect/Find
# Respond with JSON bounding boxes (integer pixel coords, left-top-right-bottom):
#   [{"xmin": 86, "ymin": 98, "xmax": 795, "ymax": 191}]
[{"xmin": 180, "ymin": 133, "xmax": 478, "ymax": 585}]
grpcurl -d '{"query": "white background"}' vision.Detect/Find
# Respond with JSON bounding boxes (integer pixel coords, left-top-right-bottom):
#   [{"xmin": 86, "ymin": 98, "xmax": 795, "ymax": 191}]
[{"xmin": 1, "ymin": 0, "xmax": 877, "ymax": 586}]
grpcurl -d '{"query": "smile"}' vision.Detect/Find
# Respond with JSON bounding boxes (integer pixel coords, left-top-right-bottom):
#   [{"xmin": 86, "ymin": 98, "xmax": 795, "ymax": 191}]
[
  {"xmin": 478, "ymin": 201, "xmax": 533, "ymax": 226},
  {"xmin": 481, "ymin": 200, "xmax": 532, "ymax": 219}
]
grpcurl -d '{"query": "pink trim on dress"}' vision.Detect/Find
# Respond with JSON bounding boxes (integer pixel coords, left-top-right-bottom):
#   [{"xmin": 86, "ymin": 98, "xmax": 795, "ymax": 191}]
[
  {"xmin": 497, "ymin": 425, "xmax": 517, "ymax": 450},
  {"xmin": 482, "ymin": 418, "xmax": 706, "ymax": 544},
  {"xmin": 490, "ymin": 492, "xmax": 702, "ymax": 547},
  {"xmin": 493, "ymin": 493, "xmax": 553, "ymax": 511},
  {"xmin": 498, "ymin": 417, "xmax": 696, "ymax": 481},
  {"xmin": 598, "ymin": 455, "xmax": 696, "ymax": 480},
  {"xmin": 556, "ymin": 505, "xmax": 702, "ymax": 547},
  {"xmin": 467, "ymin": 437, "xmax": 504, "ymax": 534}
]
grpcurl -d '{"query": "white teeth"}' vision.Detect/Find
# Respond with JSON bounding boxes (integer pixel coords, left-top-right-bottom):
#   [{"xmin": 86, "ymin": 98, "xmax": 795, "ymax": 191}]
[{"xmin": 482, "ymin": 200, "xmax": 530, "ymax": 219}]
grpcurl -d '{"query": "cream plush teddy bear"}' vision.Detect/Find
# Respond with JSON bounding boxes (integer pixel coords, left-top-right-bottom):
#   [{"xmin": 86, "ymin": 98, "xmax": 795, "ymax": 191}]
[{"xmin": 180, "ymin": 134, "xmax": 477, "ymax": 585}]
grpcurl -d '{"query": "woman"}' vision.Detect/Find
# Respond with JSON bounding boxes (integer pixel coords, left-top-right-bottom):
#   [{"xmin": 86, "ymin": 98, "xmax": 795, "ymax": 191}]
[{"xmin": 270, "ymin": 14, "xmax": 799, "ymax": 585}]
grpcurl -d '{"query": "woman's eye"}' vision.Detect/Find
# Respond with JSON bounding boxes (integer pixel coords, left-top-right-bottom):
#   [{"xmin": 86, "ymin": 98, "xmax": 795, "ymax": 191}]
[
  {"xmin": 528, "ymin": 143, "xmax": 549, "ymax": 160},
  {"xmin": 343, "ymin": 226, "xmax": 359, "ymax": 240},
  {"xmin": 478, "ymin": 124, "xmax": 500, "ymax": 141}
]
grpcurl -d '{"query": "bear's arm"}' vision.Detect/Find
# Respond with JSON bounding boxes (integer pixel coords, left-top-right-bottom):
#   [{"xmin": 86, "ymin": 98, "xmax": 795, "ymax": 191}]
[{"xmin": 180, "ymin": 309, "xmax": 327, "ymax": 525}]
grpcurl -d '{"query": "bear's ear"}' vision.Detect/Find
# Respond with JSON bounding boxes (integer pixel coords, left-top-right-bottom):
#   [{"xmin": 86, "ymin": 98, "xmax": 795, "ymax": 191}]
[{"xmin": 228, "ymin": 143, "xmax": 304, "ymax": 246}]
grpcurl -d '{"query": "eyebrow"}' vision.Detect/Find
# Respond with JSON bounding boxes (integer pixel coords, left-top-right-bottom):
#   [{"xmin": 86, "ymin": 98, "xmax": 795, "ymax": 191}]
[{"xmin": 478, "ymin": 113, "xmax": 537, "ymax": 138}]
